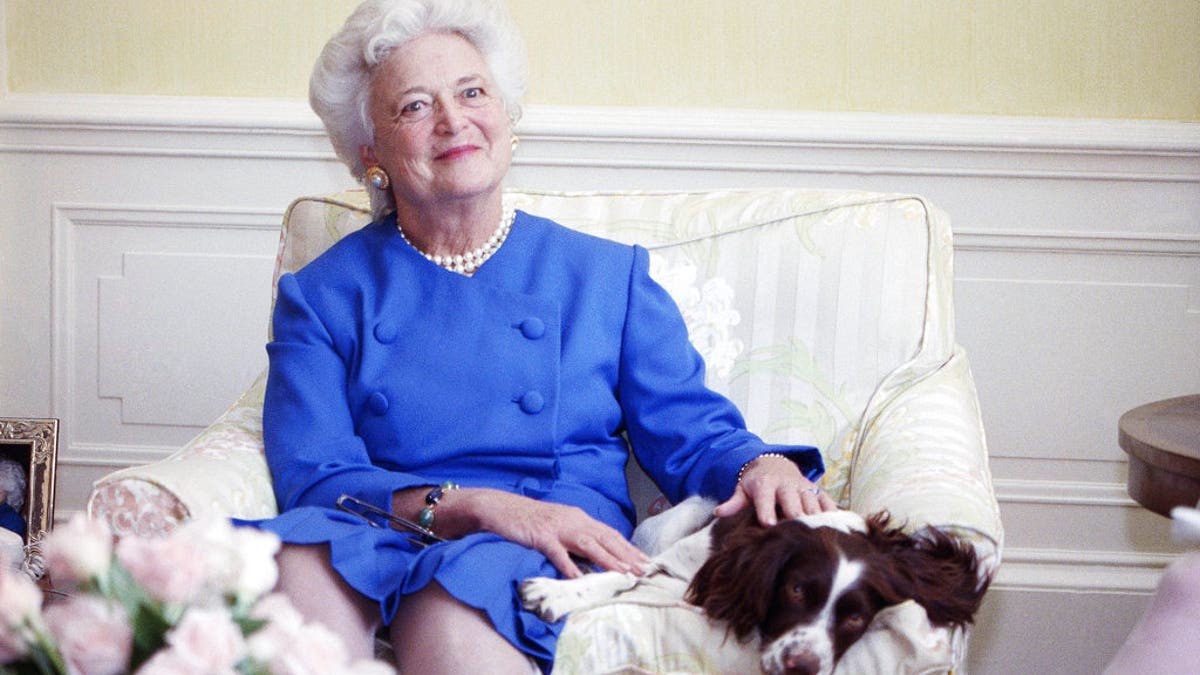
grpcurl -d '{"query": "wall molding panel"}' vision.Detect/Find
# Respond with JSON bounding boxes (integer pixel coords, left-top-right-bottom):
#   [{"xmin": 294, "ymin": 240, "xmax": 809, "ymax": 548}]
[
  {"xmin": 3, "ymin": 94, "xmax": 1198, "ymax": 175},
  {"xmin": 955, "ymin": 230, "xmax": 1200, "ymax": 257},
  {"xmin": 992, "ymin": 477, "xmax": 1185, "ymax": 590},
  {"xmin": 50, "ymin": 202, "xmax": 285, "ymax": 230},
  {"xmin": 3, "ymin": 93, "xmax": 1198, "ymax": 674},
  {"xmin": 995, "ymin": 478, "xmax": 1137, "ymax": 509},
  {"xmin": 0, "ymin": 95, "xmax": 331, "ymax": 160},
  {"xmin": 50, "ymin": 202, "xmax": 281, "ymax": 464},
  {"xmin": 997, "ymin": 547, "xmax": 1175, "ymax": 594}
]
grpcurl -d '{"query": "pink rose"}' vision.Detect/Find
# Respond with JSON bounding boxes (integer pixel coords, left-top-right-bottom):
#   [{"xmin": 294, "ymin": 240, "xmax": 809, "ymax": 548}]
[
  {"xmin": 134, "ymin": 648, "xmax": 208, "ymax": 675},
  {"xmin": 247, "ymin": 618, "xmax": 350, "ymax": 675},
  {"xmin": 164, "ymin": 606, "xmax": 246, "ymax": 674},
  {"xmin": 245, "ymin": 620, "xmax": 293, "ymax": 670},
  {"xmin": 42, "ymin": 514, "xmax": 113, "ymax": 586},
  {"xmin": 249, "ymin": 593, "xmax": 304, "ymax": 632},
  {"xmin": 342, "ymin": 661, "xmax": 397, "ymax": 675},
  {"xmin": 244, "ymin": 595, "xmax": 396, "ymax": 675},
  {"xmin": 43, "ymin": 596, "xmax": 132, "ymax": 675},
  {"xmin": 227, "ymin": 526, "xmax": 280, "ymax": 601},
  {"xmin": 184, "ymin": 518, "xmax": 279, "ymax": 603},
  {"xmin": 0, "ymin": 566, "xmax": 43, "ymax": 628},
  {"xmin": 0, "ymin": 567, "xmax": 42, "ymax": 662},
  {"xmin": 0, "ymin": 629, "xmax": 28, "ymax": 664},
  {"xmin": 245, "ymin": 594, "xmax": 304, "ymax": 664},
  {"xmin": 116, "ymin": 532, "xmax": 208, "ymax": 605}
]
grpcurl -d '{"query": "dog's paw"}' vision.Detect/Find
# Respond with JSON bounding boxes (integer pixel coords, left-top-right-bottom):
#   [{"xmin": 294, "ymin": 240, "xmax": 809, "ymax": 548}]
[
  {"xmin": 520, "ymin": 571, "xmax": 646, "ymax": 622},
  {"xmin": 519, "ymin": 577, "xmax": 578, "ymax": 622}
]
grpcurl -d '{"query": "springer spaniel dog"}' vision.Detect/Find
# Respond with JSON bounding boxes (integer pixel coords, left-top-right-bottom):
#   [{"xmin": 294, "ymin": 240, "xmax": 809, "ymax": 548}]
[{"xmin": 520, "ymin": 496, "xmax": 988, "ymax": 675}]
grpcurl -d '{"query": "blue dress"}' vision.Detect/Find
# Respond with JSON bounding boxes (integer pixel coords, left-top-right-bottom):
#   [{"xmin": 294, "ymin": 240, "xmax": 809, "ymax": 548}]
[{"xmin": 242, "ymin": 211, "xmax": 823, "ymax": 670}]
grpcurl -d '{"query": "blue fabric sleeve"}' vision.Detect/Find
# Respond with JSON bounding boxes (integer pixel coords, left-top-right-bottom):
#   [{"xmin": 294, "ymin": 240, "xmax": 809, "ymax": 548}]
[
  {"xmin": 263, "ymin": 273, "xmax": 433, "ymax": 514},
  {"xmin": 616, "ymin": 246, "xmax": 823, "ymax": 503}
]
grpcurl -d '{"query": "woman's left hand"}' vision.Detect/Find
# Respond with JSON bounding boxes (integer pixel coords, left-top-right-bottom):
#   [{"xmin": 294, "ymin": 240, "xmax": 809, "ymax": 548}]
[{"xmin": 713, "ymin": 454, "xmax": 838, "ymax": 525}]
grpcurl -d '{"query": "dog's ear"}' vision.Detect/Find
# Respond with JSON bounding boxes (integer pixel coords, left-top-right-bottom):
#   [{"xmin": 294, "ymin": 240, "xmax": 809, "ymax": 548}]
[
  {"xmin": 908, "ymin": 526, "xmax": 989, "ymax": 626},
  {"xmin": 686, "ymin": 519, "xmax": 809, "ymax": 640},
  {"xmin": 865, "ymin": 515, "xmax": 989, "ymax": 627}
]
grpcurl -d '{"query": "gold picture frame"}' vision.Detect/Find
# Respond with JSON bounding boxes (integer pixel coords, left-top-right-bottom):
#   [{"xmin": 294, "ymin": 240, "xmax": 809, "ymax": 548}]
[{"xmin": 1, "ymin": 418, "xmax": 59, "ymax": 578}]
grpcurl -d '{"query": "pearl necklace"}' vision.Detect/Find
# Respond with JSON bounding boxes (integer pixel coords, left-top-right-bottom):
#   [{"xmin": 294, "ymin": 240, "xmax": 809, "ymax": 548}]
[{"xmin": 397, "ymin": 208, "xmax": 515, "ymax": 275}]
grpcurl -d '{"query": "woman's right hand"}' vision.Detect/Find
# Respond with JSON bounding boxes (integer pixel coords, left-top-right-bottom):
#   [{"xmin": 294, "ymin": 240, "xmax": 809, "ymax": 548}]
[{"xmin": 412, "ymin": 487, "xmax": 649, "ymax": 579}]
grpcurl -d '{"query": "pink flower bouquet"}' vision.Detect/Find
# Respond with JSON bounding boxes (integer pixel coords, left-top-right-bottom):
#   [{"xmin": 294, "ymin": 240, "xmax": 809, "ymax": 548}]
[{"xmin": 0, "ymin": 515, "xmax": 393, "ymax": 675}]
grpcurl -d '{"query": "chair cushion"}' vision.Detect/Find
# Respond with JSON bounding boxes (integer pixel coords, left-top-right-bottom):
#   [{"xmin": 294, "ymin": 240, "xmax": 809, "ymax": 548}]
[{"xmin": 554, "ymin": 593, "xmax": 958, "ymax": 675}]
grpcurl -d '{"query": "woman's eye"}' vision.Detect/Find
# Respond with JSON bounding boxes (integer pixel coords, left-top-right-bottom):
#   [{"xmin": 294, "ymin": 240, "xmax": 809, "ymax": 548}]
[
  {"xmin": 461, "ymin": 87, "xmax": 489, "ymax": 105},
  {"xmin": 400, "ymin": 99, "xmax": 431, "ymax": 117}
]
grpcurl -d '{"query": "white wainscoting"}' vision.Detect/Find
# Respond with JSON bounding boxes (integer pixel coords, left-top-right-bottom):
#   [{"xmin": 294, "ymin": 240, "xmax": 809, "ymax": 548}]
[{"xmin": 1, "ymin": 94, "xmax": 1198, "ymax": 674}]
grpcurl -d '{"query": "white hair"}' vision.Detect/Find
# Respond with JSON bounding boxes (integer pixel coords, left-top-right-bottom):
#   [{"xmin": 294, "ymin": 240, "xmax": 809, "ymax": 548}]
[
  {"xmin": 0, "ymin": 458, "xmax": 26, "ymax": 511},
  {"xmin": 310, "ymin": 0, "xmax": 529, "ymax": 220}
]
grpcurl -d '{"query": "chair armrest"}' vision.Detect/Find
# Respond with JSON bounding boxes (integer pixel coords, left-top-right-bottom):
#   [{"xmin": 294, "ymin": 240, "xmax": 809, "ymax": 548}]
[
  {"xmin": 88, "ymin": 370, "xmax": 278, "ymax": 538},
  {"xmin": 848, "ymin": 347, "xmax": 1004, "ymax": 579}
]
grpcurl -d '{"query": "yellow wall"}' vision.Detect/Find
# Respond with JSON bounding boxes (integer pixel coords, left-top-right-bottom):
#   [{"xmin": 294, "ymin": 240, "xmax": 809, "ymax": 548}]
[{"xmin": 5, "ymin": 0, "xmax": 1198, "ymax": 121}]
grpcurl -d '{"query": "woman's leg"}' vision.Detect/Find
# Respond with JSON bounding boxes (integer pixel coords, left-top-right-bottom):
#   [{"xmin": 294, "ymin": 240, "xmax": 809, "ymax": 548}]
[
  {"xmin": 275, "ymin": 543, "xmax": 380, "ymax": 659},
  {"xmin": 389, "ymin": 582, "xmax": 539, "ymax": 674}
]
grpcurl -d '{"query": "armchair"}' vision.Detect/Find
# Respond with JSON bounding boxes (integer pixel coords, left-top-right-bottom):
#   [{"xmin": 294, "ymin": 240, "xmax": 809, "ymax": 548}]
[{"xmin": 89, "ymin": 188, "xmax": 1002, "ymax": 673}]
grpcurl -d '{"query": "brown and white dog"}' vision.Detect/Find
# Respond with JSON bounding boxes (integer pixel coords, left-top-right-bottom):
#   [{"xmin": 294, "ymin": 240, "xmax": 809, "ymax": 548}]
[{"xmin": 520, "ymin": 496, "xmax": 987, "ymax": 675}]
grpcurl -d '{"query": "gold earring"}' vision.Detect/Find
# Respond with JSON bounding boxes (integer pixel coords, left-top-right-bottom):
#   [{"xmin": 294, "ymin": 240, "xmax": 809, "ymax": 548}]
[
  {"xmin": 511, "ymin": 135, "xmax": 521, "ymax": 152},
  {"xmin": 366, "ymin": 165, "xmax": 390, "ymax": 190}
]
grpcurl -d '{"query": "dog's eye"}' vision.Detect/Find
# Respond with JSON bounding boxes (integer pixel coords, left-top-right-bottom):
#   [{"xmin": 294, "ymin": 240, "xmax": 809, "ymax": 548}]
[
  {"xmin": 839, "ymin": 613, "xmax": 868, "ymax": 635},
  {"xmin": 786, "ymin": 582, "xmax": 806, "ymax": 605}
]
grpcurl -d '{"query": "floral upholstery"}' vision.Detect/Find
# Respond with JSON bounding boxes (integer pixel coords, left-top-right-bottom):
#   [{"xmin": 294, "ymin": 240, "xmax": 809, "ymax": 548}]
[
  {"xmin": 88, "ymin": 187, "xmax": 1002, "ymax": 673},
  {"xmin": 88, "ymin": 369, "xmax": 273, "ymax": 539}
]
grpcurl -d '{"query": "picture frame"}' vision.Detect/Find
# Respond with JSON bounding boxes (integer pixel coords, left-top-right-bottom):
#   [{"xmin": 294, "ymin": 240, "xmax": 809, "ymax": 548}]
[{"xmin": 1, "ymin": 418, "xmax": 59, "ymax": 577}]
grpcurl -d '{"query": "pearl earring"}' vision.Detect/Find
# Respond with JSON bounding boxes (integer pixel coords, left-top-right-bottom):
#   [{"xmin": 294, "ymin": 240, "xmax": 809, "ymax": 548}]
[{"xmin": 366, "ymin": 166, "xmax": 390, "ymax": 190}]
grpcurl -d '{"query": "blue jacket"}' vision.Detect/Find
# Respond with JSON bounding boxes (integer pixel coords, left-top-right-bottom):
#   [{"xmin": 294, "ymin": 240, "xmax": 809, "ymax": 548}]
[{"xmin": 252, "ymin": 210, "xmax": 822, "ymax": 665}]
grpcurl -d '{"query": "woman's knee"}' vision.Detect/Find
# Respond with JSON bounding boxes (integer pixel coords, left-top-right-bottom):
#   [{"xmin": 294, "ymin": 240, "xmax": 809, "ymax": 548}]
[
  {"xmin": 390, "ymin": 582, "xmax": 485, "ymax": 634},
  {"xmin": 274, "ymin": 544, "xmax": 379, "ymax": 648},
  {"xmin": 276, "ymin": 541, "xmax": 331, "ymax": 577},
  {"xmin": 277, "ymin": 544, "xmax": 366, "ymax": 601},
  {"xmin": 389, "ymin": 584, "xmax": 534, "ymax": 673}
]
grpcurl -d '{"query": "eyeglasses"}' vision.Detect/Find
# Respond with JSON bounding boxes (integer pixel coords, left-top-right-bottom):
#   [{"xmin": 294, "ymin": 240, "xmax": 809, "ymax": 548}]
[{"xmin": 336, "ymin": 494, "xmax": 445, "ymax": 547}]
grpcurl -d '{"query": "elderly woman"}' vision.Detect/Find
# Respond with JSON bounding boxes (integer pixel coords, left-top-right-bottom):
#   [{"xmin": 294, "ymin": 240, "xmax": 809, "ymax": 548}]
[{"xmin": 245, "ymin": 0, "xmax": 836, "ymax": 672}]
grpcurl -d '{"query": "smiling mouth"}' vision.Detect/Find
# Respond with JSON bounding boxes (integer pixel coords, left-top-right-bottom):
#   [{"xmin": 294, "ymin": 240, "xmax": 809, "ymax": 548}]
[{"xmin": 436, "ymin": 145, "xmax": 478, "ymax": 161}]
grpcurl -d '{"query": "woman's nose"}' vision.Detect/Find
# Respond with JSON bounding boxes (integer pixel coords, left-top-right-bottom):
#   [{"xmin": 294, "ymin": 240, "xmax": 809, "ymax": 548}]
[{"xmin": 433, "ymin": 97, "xmax": 468, "ymax": 133}]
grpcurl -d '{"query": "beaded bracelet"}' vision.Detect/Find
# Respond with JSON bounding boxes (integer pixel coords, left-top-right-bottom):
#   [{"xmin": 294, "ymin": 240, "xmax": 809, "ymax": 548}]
[
  {"xmin": 736, "ymin": 452, "xmax": 790, "ymax": 482},
  {"xmin": 417, "ymin": 480, "xmax": 459, "ymax": 532}
]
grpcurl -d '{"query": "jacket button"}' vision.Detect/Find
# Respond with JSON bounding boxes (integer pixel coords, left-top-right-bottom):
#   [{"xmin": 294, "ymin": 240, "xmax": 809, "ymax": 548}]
[
  {"xmin": 517, "ymin": 317, "xmax": 546, "ymax": 340},
  {"xmin": 518, "ymin": 391, "xmax": 545, "ymax": 414},
  {"xmin": 374, "ymin": 322, "xmax": 399, "ymax": 344},
  {"xmin": 368, "ymin": 392, "xmax": 390, "ymax": 415}
]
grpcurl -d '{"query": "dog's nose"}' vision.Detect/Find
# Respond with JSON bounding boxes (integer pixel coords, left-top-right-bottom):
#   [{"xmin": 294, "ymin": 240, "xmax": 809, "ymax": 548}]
[{"xmin": 781, "ymin": 647, "xmax": 822, "ymax": 675}]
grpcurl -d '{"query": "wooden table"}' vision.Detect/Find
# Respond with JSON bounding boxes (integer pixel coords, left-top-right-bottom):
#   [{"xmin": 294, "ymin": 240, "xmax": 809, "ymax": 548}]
[{"xmin": 1120, "ymin": 395, "xmax": 1200, "ymax": 517}]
